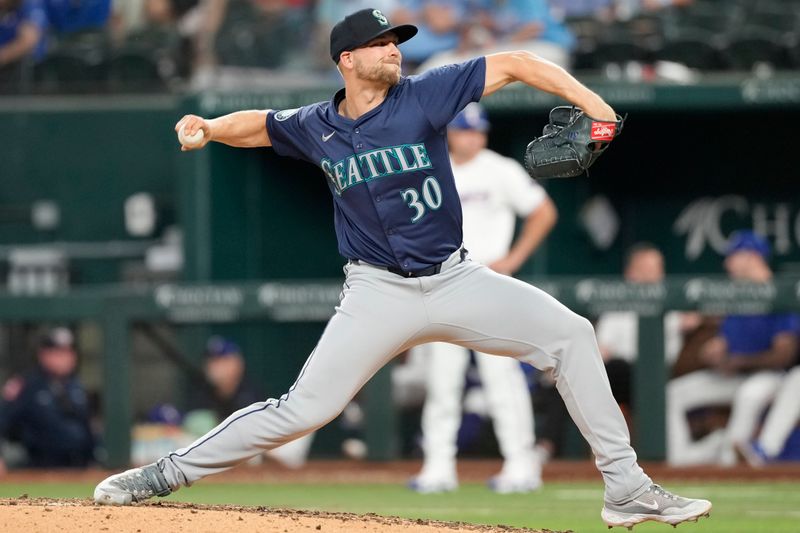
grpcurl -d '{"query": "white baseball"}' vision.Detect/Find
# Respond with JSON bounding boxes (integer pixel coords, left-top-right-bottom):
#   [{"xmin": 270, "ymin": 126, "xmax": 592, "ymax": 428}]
[{"xmin": 178, "ymin": 124, "xmax": 205, "ymax": 147}]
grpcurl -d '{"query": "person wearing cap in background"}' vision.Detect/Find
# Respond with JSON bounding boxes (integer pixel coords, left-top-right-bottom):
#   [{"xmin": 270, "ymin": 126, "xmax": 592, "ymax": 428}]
[
  {"xmin": 667, "ymin": 230, "xmax": 800, "ymax": 467},
  {"xmin": 0, "ymin": 327, "xmax": 95, "ymax": 472},
  {"xmin": 406, "ymin": 102, "xmax": 557, "ymax": 493},
  {"xmin": 188, "ymin": 336, "xmax": 264, "ymax": 421},
  {"xmin": 185, "ymin": 336, "xmax": 313, "ymax": 469}
]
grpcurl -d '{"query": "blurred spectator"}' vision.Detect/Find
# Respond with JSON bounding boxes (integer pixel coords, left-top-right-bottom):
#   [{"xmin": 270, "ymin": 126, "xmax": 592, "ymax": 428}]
[
  {"xmin": 549, "ymin": 0, "xmax": 615, "ymax": 21},
  {"xmin": 420, "ymin": 0, "xmax": 574, "ymax": 71},
  {"xmin": 667, "ymin": 231, "xmax": 800, "ymax": 466},
  {"xmin": 45, "ymin": 0, "xmax": 111, "ymax": 35},
  {"xmin": 738, "ymin": 365, "xmax": 800, "ymax": 466},
  {"xmin": 192, "ymin": 0, "xmax": 309, "ymax": 78},
  {"xmin": 0, "ymin": 0, "xmax": 48, "ymax": 85},
  {"xmin": 111, "ymin": 0, "xmax": 146, "ymax": 38},
  {"xmin": 188, "ymin": 336, "xmax": 263, "ymax": 419},
  {"xmin": 184, "ymin": 335, "xmax": 313, "ymax": 468},
  {"xmin": 0, "ymin": 327, "xmax": 95, "ymax": 471},
  {"xmin": 111, "ymin": 0, "xmax": 199, "ymax": 42},
  {"xmin": 615, "ymin": 0, "xmax": 693, "ymax": 20},
  {"xmin": 608, "ymin": 0, "xmax": 692, "ymax": 21},
  {"xmin": 390, "ymin": 0, "xmax": 463, "ymax": 69},
  {"xmin": 111, "ymin": 0, "xmax": 198, "ymax": 84}
]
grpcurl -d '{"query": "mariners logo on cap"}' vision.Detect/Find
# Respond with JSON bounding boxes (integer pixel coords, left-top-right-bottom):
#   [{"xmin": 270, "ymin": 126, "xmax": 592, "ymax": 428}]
[{"xmin": 372, "ymin": 9, "xmax": 388, "ymax": 26}]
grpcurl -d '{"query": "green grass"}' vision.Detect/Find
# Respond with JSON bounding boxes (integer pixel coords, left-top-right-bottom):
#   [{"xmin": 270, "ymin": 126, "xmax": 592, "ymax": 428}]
[{"xmin": 1, "ymin": 481, "xmax": 798, "ymax": 533}]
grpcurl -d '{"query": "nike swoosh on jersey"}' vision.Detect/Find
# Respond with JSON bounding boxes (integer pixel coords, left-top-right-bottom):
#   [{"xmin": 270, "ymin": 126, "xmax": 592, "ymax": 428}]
[
  {"xmin": 632, "ymin": 499, "xmax": 660, "ymax": 510},
  {"xmin": 322, "ymin": 131, "xmax": 335, "ymax": 142}
]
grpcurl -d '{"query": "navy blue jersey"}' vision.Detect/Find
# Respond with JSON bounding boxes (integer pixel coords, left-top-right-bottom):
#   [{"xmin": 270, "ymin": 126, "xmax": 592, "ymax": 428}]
[{"xmin": 266, "ymin": 57, "xmax": 486, "ymax": 272}]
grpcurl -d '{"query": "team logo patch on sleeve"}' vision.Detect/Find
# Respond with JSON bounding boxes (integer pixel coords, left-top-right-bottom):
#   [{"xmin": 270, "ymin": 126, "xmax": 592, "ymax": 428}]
[
  {"xmin": 275, "ymin": 108, "xmax": 300, "ymax": 121},
  {"xmin": 590, "ymin": 122, "xmax": 616, "ymax": 141}
]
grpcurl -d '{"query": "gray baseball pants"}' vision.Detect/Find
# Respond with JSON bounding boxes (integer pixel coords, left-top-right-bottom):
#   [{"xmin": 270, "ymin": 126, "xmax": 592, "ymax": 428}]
[{"xmin": 159, "ymin": 250, "xmax": 651, "ymax": 504}]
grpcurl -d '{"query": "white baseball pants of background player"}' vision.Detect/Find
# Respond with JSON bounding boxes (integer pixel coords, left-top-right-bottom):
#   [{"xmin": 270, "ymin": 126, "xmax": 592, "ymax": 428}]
[
  {"xmin": 413, "ymin": 341, "xmax": 540, "ymax": 492},
  {"xmin": 667, "ymin": 369, "xmax": 784, "ymax": 466},
  {"xmin": 756, "ymin": 366, "xmax": 800, "ymax": 459},
  {"xmin": 158, "ymin": 251, "xmax": 651, "ymax": 504}
]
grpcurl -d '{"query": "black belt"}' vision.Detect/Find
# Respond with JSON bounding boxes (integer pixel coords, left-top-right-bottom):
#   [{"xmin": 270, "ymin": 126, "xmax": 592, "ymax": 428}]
[
  {"xmin": 384, "ymin": 248, "xmax": 468, "ymax": 278},
  {"xmin": 387, "ymin": 263, "xmax": 441, "ymax": 277}
]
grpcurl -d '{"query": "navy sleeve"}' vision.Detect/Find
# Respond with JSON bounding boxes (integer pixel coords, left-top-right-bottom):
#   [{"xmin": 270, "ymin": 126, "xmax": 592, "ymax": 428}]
[
  {"xmin": 266, "ymin": 107, "xmax": 314, "ymax": 163},
  {"xmin": 408, "ymin": 56, "xmax": 487, "ymax": 131}
]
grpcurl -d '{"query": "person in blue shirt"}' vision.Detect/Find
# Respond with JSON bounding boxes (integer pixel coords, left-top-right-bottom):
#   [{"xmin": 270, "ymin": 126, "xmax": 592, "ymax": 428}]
[
  {"xmin": 419, "ymin": 0, "xmax": 575, "ymax": 71},
  {"xmin": 95, "ymin": 8, "xmax": 711, "ymax": 529},
  {"xmin": 667, "ymin": 230, "xmax": 800, "ymax": 467},
  {"xmin": 0, "ymin": 0, "xmax": 48, "ymax": 78},
  {"xmin": 0, "ymin": 328, "xmax": 95, "ymax": 470},
  {"xmin": 390, "ymin": 0, "xmax": 464, "ymax": 68},
  {"xmin": 44, "ymin": 0, "xmax": 110, "ymax": 34},
  {"xmin": 188, "ymin": 336, "xmax": 265, "ymax": 421}
]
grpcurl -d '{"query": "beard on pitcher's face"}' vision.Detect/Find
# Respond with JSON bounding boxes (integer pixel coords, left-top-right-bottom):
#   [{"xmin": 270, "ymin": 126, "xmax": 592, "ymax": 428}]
[
  {"xmin": 350, "ymin": 33, "xmax": 402, "ymax": 86},
  {"xmin": 354, "ymin": 56, "xmax": 402, "ymax": 85}
]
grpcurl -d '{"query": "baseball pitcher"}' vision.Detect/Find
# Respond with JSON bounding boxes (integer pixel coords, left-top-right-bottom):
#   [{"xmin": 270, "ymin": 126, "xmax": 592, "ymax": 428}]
[{"xmin": 95, "ymin": 8, "xmax": 712, "ymax": 529}]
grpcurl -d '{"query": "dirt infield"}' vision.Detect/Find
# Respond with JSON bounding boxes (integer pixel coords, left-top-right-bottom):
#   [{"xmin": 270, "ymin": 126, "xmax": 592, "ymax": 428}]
[{"xmin": 0, "ymin": 497, "xmax": 563, "ymax": 533}]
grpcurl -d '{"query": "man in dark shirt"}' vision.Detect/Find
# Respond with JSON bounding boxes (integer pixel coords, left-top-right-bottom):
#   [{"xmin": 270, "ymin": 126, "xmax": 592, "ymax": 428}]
[
  {"xmin": 0, "ymin": 327, "xmax": 95, "ymax": 470},
  {"xmin": 190, "ymin": 336, "xmax": 264, "ymax": 421}
]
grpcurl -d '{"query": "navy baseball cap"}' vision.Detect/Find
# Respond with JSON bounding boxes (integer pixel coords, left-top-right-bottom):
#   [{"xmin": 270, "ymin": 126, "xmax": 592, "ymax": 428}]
[
  {"xmin": 40, "ymin": 327, "xmax": 74, "ymax": 349},
  {"xmin": 448, "ymin": 103, "xmax": 491, "ymax": 132},
  {"xmin": 205, "ymin": 336, "xmax": 241, "ymax": 358},
  {"xmin": 725, "ymin": 230, "xmax": 770, "ymax": 259},
  {"xmin": 147, "ymin": 403, "xmax": 183, "ymax": 425},
  {"xmin": 330, "ymin": 8, "xmax": 417, "ymax": 63}
]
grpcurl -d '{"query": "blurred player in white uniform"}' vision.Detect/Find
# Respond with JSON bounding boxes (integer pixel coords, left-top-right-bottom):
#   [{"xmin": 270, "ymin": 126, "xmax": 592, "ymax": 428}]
[
  {"xmin": 738, "ymin": 365, "xmax": 800, "ymax": 466},
  {"xmin": 409, "ymin": 103, "xmax": 557, "ymax": 493}
]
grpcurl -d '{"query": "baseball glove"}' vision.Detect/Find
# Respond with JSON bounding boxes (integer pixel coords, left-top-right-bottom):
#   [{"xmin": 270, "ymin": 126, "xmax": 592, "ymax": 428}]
[{"xmin": 524, "ymin": 106, "xmax": 624, "ymax": 179}]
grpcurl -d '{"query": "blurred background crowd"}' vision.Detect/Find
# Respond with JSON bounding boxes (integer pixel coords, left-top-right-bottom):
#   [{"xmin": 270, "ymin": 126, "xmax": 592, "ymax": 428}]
[{"xmin": 2, "ymin": 0, "xmax": 800, "ymax": 93}]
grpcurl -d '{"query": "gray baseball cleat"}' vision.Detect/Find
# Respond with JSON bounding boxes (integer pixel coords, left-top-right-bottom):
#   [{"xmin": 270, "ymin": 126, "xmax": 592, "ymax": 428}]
[
  {"xmin": 601, "ymin": 484, "xmax": 712, "ymax": 530},
  {"xmin": 94, "ymin": 463, "xmax": 172, "ymax": 505}
]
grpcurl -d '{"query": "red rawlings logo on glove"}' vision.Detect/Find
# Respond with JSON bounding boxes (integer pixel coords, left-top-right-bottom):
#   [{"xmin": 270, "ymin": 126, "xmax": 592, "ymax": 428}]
[{"xmin": 591, "ymin": 122, "xmax": 616, "ymax": 141}]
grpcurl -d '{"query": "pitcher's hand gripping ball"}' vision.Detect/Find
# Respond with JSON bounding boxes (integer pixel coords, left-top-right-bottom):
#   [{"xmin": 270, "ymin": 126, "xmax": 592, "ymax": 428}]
[
  {"xmin": 178, "ymin": 124, "xmax": 205, "ymax": 148},
  {"xmin": 524, "ymin": 106, "xmax": 624, "ymax": 179}
]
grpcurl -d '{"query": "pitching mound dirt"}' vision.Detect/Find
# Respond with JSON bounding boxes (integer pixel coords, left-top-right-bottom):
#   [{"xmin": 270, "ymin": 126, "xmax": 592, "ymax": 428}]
[{"xmin": 0, "ymin": 497, "xmax": 567, "ymax": 533}]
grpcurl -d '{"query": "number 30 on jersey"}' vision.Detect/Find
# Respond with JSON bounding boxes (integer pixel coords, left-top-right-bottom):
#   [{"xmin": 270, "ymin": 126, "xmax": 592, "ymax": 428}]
[{"xmin": 400, "ymin": 176, "xmax": 442, "ymax": 223}]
